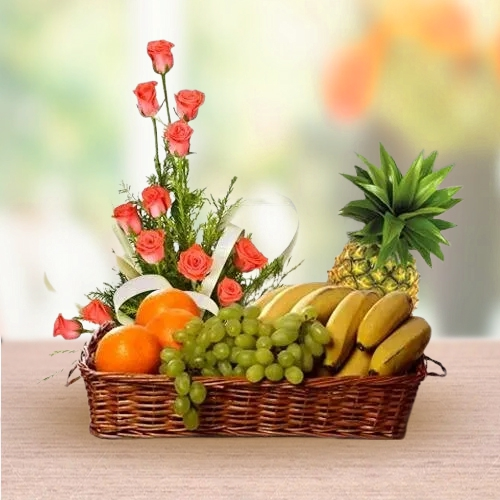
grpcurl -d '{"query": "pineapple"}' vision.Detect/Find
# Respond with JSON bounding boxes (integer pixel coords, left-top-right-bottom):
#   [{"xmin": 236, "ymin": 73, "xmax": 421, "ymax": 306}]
[{"xmin": 328, "ymin": 143, "xmax": 461, "ymax": 307}]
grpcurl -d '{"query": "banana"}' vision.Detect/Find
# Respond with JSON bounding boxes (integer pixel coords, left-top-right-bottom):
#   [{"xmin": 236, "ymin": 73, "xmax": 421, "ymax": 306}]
[
  {"xmin": 369, "ymin": 316, "xmax": 431, "ymax": 376},
  {"xmin": 323, "ymin": 290, "xmax": 380, "ymax": 370},
  {"xmin": 258, "ymin": 282, "xmax": 327, "ymax": 324},
  {"xmin": 290, "ymin": 285, "xmax": 353, "ymax": 325},
  {"xmin": 251, "ymin": 286, "xmax": 290, "ymax": 310},
  {"xmin": 335, "ymin": 347, "xmax": 372, "ymax": 377},
  {"xmin": 356, "ymin": 290, "xmax": 413, "ymax": 351}
]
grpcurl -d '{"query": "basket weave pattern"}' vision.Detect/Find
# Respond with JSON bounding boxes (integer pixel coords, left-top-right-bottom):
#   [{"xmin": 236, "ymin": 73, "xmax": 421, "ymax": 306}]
[{"xmin": 79, "ymin": 324, "xmax": 428, "ymax": 439}]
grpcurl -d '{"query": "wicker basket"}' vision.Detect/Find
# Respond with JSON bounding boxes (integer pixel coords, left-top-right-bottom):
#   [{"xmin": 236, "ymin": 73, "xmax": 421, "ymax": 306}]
[{"xmin": 75, "ymin": 323, "xmax": 446, "ymax": 439}]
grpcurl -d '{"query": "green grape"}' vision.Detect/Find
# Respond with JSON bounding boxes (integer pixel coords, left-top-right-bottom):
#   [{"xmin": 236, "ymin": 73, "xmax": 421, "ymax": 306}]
[
  {"xmin": 256, "ymin": 336, "xmax": 273, "ymax": 350},
  {"xmin": 243, "ymin": 305, "xmax": 261, "ymax": 319},
  {"xmin": 273, "ymin": 314, "xmax": 302, "ymax": 331},
  {"xmin": 228, "ymin": 303, "xmax": 244, "ymax": 316},
  {"xmin": 257, "ymin": 322, "xmax": 274, "ymax": 337},
  {"xmin": 236, "ymin": 350, "xmax": 257, "ymax": 368},
  {"xmin": 255, "ymin": 348, "xmax": 274, "ymax": 366},
  {"xmin": 185, "ymin": 317, "xmax": 204, "ymax": 336},
  {"xmin": 277, "ymin": 350, "xmax": 295, "ymax": 368},
  {"xmin": 232, "ymin": 365, "xmax": 246, "ymax": 377},
  {"xmin": 225, "ymin": 318, "xmax": 242, "ymax": 337},
  {"xmin": 209, "ymin": 323, "xmax": 226, "ymax": 343},
  {"xmin": 189, "ymin": 381, "xmax": 207, "ymax": 405},
  {"xmin": 205, "ymin": 316, "xmax": 223, "ymax": 328},
  {"xmin": 225, "ymin": 337, "xmax": 235, "ymax": 348},
  {"xmin": 193, "ymin": 345, "xmax": 207, "ymax": 357},
  {"xmin": 304, "ymin": 333, "xmax": 324, "ymax": 357},
  {"xmin": 204, "ymin": 351, "xmax": 217, "ymax": 367},
  {"xmin": 159, "ymin": 363, "xmax": 169, "ymax": 375},
  {"xmin": 230, "ymin": 346, "xmax": 242, "ymax": 364},
  {"xmin": 286, "ymin": 343, "xmax": 302, "ymax": 364},
  {"xmin": 217, "ymin": 360, "xmax": 233, "ymax": 377},
  {"xmin": 300, "ymin": 306, "xmax": 318, "ymax": 322},
  {"xmin": 165, "ymin": 359, "xmax": 186, "ymax": 377},
  {"xmin": 172, "ymin": 329, "xmax": 189, "ymax": 343},
  {"xmin": 308, "ymin": 321, "xmax": 332, "ymax": 345},
  {"xmin": 197, "ymin": 330, "xmax": 211, "ymax": 348},
  {"xmin": 160, "ymin": 347, "xmax": 181, "ymax": 364},
  {"xmin": 271, "ymin": 328, "xmax": 298, "ymax": 347},
  {"xmin": 174, "ymin": 395, "xmax": 191, "ymax": 416},
  {"xmin": 183, "ymin": 408, "xmax": 199, "ymax": 430},
  {"xmin": 241, "ymin": 318, "xmax": 259, "ymax": 336},
  {"xmin": 301, "ymin": 346, "xmax": 314, "ymax": 373},
  {"xmin": 191, "ymin": 356, "xmax": 206, "ymax": 370},
  {"xmin": 285, "ymin": 366, "xmax": 304, "ymax": 385},
  {"xmin": 183, "ymin": 338, "xmax": 196, "ymax": 353},
  {"xmin": 201, "ymin": 367, "xmax": 220, "ymax": 377},
  {"xmin": 265, "ymin": 363, "xmax": 284, "ymax": 382},
  {"xmin": 218, "ymin": 306, "xmax": 243, "ymax": 321},
  {"xmin": 235, "ymin": 333, "xmax": 256, "ymax": 349},
  {"xmin": 213, "ymin": 342, "xmax": 231, "ymax": 360},
  {"xmin": 246, "ymin": 364, "xmax": 265, "ymax": 383},
  {"xmin": 174, "ymin": 372, "xmax": 191, "ymax": 396}
]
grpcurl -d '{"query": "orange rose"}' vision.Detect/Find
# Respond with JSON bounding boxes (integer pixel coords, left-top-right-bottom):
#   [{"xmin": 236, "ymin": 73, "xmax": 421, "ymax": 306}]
[
  {"xmin": 233, "ymin": 237, "xmax": 268, "ymax": 273},
  {"xmin": 147, "ymin": 40, "xmax": 174, "ymax": 74},
  {"xmin": 175, "ymin": 90, "xmax": 205, "ymax": 121},
  {"xmin": 133, "ymin": 81, "xmax": 160, "ymax": 118},
  {"xmin": 164, "ymin": 120, "xmax": 193, "ymax": 157},
  {"xmin": 53, "ymin": 314, "xmax": 83, "ymax": 340},
  {"xmin": 177, "ymin": 244, "xmax": 213, "ymax": 281},
  {"xmin": 136, "ymin": 229, "xmax": 165, "ymax": 264},
  {"xmin": 142, "ymin": 185, "xmax": 172, "ymax": 217},
  {"xmin": 113, "ymin": 202, "xmax": 142, "ymax": 235},
  {"xmin": 217, "ymin": 277, "xmax": 243, "ymax": 307},
  {"xmin": 80, "ymin": 299, "xmax": 113, "ymax": 325}
]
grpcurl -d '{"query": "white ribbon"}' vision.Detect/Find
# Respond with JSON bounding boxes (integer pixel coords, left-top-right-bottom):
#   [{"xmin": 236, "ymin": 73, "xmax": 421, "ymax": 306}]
[{"xmin": 112, "ymin": 194, "xmax": 299, "ymax": 324}]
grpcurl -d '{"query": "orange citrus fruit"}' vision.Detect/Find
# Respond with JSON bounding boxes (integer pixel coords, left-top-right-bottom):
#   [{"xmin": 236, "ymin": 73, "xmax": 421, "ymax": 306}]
[
  {"xmin": 145, "ymin": 308, "xmax": 196, "ymax": 349},
  {"xmin": 94, "ymin": 324, "xmax": 162, "ymax": 374},
  {"xmin": 135, "ymin": 288, "xmax": 200, "ymax": 326}
]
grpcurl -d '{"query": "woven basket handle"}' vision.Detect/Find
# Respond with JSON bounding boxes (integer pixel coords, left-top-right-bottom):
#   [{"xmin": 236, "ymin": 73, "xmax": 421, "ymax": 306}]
[{"xmin": 424, "ymin": 355, "xmax": 447, "ymax": 377}]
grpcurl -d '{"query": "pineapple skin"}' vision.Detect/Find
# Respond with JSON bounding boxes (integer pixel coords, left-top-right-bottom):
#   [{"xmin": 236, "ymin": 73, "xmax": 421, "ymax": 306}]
[{"xmin": 328, "ymin": 242, "xmax": 420, "ymax": 307}]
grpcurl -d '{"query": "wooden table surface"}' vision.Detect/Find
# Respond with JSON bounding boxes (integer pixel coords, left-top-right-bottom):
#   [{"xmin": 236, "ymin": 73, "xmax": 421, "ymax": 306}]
[{"xmin": 2, "ymin": 338, "xmax": 499, "ymax": 500}]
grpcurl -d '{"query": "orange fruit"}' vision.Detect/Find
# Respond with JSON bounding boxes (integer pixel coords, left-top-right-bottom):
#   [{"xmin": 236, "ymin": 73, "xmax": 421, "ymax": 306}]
[
  {"xmin": 94, "ymin": 324, "xmax": 162, "ymax": 374},
  {"xmin": 145, "ymin": 308, "xmax": 196, "ymax": 349},
  {"xmin": 135, "ymin": 288, "xmax": 200, "ymax": 326}
]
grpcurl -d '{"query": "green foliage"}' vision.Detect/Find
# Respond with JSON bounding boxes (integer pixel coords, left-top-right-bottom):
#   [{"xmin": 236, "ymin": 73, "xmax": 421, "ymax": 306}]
[{"xmin": 86, "ymin": 138, "xmax": 296, "ymax": 320}]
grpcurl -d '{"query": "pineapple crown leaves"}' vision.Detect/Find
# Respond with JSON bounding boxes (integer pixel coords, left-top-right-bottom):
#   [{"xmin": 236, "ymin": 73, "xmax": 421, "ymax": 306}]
[{"xmin": 339, "ymin": 143, "xmax": 462, "ymax": 268}]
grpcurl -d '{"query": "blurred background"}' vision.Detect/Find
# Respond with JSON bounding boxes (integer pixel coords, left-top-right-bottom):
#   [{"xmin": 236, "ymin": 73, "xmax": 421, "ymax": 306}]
[{"xmin": 1, "ymin": 0, "xmax": 500, "ymax": 340}]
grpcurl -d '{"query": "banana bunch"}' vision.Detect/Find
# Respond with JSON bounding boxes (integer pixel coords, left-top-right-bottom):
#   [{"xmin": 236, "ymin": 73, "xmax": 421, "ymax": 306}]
[{"xmin": 253, "ymin": 285, "xmax": 432, "ymax": 377}]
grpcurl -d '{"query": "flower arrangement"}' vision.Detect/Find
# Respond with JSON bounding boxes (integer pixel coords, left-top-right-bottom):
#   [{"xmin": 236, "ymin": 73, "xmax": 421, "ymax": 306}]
[{"xmin": 53, "ymin": 39, "xmax": 297, "ymax": 341}]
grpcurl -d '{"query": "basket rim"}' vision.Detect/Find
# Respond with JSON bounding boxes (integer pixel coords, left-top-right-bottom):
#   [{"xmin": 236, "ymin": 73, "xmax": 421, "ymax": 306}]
[{"xmin": 76, "ymin": 322, "xmax": 429, "ymax": 388}]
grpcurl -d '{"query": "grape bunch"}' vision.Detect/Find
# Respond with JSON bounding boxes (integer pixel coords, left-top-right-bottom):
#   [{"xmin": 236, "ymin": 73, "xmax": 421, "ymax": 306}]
[{"xmin": 158, "ymin": 303, "xmax": 332, "ymax": 430}]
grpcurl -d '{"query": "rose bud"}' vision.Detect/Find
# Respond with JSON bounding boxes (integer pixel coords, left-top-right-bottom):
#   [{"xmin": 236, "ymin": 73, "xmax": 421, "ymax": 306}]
[
  {"xmin": 177, "ymin": 244, "xmax": 213, "ymax": 281},
  {"xmin": 164, "ymin": 120, "xmax": 194, "ymax": 157},
  {"xmin": 234, "ymin": 237, "xmax": 268, "ymax": 273},
  {"xmin": 133, "ymin": 81, "xmax": 160, "ymax": 117},
  {"xmin": 112, "ymin": 202, "xmax": 142, "ymax": 235},
  {"xmin": 217, "ymin": 277, "xmax": 243, "ymax": 307},
  {"xmin": 53, "ymin": 314, "xmax": 84, "ymax": 340},
  {"xmin": 175, "ymin": 90, "xmax": 205, "ymax": 121},
  {"xmin": 136, "ymin": 229, "xmax": 166, "ymax": 264},
  {"xmin": 80, "ymin": 300, "xmax": 113, "ymax": 325},
  {"xmin": 142, "ymin": 185, "xmax": 172, "ymax": 218},
  {"xmin": 147, "ymin": 40, "xmax": 175, "ymax": 75}
]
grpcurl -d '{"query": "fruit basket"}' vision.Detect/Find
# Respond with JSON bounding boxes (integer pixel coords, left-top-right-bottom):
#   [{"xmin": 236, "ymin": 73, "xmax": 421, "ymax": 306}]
[
  {"xmin": 76, "ymin": 323, "xmax": 445, "ymax": 439},
  {"xmin": 51, "ymin": 38, "xmax": 454, "ymax": 440}
]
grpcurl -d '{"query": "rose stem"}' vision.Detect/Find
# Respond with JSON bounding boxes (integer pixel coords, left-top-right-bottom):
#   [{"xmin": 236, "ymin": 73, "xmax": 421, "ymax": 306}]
[
  {"xmin": 161, "ymin": 73, "xmax": 172, "ymax": 124},
  {"xmin": 151, "ymin": 118, "xmax": 161, "ymax": 181}
]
